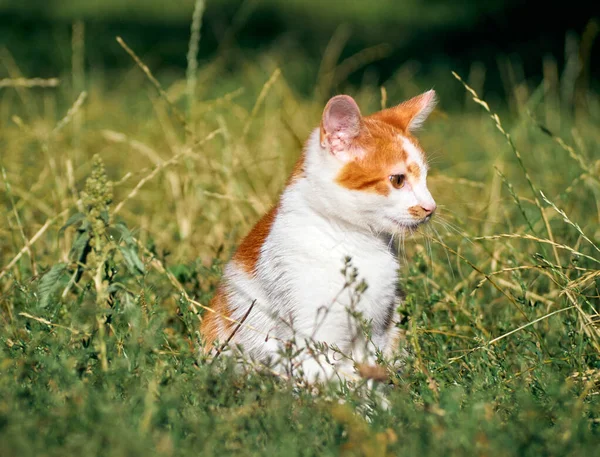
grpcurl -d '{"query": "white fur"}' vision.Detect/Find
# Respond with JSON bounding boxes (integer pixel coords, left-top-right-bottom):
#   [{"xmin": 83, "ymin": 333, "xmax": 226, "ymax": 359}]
[
  {"xmin": 401, "ymin": 137, "xmax": 436, "ymax": 214},
  {"xmin": 215, "ymin": 127, "xmax": 436, "ymax": 383}
]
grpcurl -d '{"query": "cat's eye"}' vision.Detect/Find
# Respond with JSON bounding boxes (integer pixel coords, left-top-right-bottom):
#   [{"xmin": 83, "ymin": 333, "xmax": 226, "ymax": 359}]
[{"xmin": 389, "ymin": 174, "xmax": 406, "ymax": 189}]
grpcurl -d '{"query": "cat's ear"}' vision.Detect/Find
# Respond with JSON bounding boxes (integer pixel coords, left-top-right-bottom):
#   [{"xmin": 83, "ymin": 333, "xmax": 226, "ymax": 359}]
[
  {"xmin": 320, "ymin": 95, "xmax": 362, "ymax": 159},
  {"xmin": 377, "ymin": 89, "xmax": 437, "ymax": 132}
]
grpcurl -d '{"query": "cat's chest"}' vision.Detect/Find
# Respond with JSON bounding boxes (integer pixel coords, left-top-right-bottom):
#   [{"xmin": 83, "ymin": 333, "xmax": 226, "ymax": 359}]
[
  {"xmin": 328, "ymin": 234, "xmax": 398, "ymax": 287},
  {"xmin": 263, "ymin": 212, "xmax": 399, "ymax": 309},
  {"xmin": 328, "ymin": 237, "xmax": 399, "ymax": 311}
]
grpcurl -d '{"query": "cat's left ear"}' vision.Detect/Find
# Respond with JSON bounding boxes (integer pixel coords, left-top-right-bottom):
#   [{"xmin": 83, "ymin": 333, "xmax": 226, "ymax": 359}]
[{"xmin": 376, "ymin": 89, "xmax": 437, "ymax": 132}]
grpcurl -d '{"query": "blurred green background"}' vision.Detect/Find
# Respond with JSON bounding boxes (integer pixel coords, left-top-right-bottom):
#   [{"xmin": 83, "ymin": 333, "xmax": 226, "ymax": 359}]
[{"xmin": 1, "ymin": 0, "xmax": 598, "ymax": 103}]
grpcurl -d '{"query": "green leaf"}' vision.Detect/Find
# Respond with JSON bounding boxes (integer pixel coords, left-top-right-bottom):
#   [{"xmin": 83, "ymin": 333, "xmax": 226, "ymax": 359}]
[
  {"xmin": 113, "ymin": 222, "xmax": 135, "ymax": 245},
  {"xmin": 169, "ymin": 263, "xmax": 192, "ymax": 282},
  {"xmin": 107, "ymin": 282, "xmax": 128, "ymax": 294},
  {"xmin": 38, "ymin": 263, "xmax": 68, "ymax": 308},
  {"xmin": 59, "ymin": 212, "xmax": 85, "ymax": 235},
  {"xmin": 100, "ymin": 210, "xmax": 110, "ymax": 225},
  {"xmin": 118, "ymin": 246, "xmax": 144, "ymax": 275},
  {"xmin": 69, "ymin": 231, "xmax": 91, "ymax": 263}
]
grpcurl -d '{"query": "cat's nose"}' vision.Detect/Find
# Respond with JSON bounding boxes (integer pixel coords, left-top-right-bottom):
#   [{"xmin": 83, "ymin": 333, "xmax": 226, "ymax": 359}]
[{"xmin": 420, "ymin": 203, "xmax": 436, "ymax": 217}]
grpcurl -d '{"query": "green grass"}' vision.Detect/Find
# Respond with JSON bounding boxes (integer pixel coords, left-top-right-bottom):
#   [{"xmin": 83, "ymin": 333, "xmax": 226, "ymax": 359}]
[{"xmin": 1, "ymin": 14, "xmax": 600, "ymax": 457}]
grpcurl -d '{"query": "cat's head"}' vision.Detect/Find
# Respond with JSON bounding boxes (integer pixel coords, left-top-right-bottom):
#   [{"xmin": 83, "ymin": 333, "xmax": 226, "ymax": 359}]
[{"xmin": 308, "ymin": 90, "xmax": 437, "ymax": 235}]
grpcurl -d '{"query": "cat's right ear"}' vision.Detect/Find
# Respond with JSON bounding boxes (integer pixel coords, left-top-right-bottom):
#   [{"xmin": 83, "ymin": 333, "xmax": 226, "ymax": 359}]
[{"xmin": 320, "ymin": 95, "xmax": 362, "ymax": 160}]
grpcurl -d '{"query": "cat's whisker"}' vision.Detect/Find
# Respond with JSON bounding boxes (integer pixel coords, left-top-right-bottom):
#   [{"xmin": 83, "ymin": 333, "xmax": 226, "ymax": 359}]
[
  {"xmin": 399, "ymin": 229, "xmax": 408, "ymax": 266},
  {"xmin": 433, "ymin": 213, "xmax": 474, "ymax": 245},
  {"xmin": 430, "ymin": 223, "xmax": 455, "ymax": 280},
  {"xmin": 435, "ymin": 209, "xmax": 473, "ymax": 236},
  {"xmin": 431, "ymin": 217, "xmax": 460, "ymax": 237},
  {"xmin": 424, "ymin": 149, "xmax": 443, "ymax": 165},
  {"xmin": 422, "ymin": 227, "xmax": 435, "ymax": 283}
]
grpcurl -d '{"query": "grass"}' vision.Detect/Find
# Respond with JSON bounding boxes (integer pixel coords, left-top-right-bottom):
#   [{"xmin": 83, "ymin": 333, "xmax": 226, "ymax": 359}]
[{"xmin": 1, "ymin": 13, "xmax": 600, "ymax": 457}]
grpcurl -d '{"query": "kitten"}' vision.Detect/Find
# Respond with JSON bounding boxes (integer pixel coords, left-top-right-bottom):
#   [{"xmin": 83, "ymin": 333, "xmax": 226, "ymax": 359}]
[{"xmin": 202, "ymin": 91, "xmax": 437, "ymax": 383}]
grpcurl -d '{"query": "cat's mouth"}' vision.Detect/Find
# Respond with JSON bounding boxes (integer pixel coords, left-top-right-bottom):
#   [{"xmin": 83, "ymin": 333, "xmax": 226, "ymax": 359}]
[{"xmin": 387, "ymin": 215, "xmax": 432, "ymax": 230}]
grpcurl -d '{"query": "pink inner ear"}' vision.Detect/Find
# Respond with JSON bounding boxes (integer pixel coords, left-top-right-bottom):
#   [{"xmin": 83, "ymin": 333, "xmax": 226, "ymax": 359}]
[{"xmin": 322, "ymin": 95, "xmax": 362, "ymax": 147}]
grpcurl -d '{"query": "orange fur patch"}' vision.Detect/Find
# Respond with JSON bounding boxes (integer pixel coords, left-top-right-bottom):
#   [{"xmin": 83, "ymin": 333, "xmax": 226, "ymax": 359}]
[
  {"xmin": 201, "ymin": 198, "xmax": 279, "ymax": 350},
  {"xmin": 200, "ymin": 285, "xmax": 234, "ymax": 352},
  {"xmin": 371, "ymin": 92, "xmax": 433, "ymax": 132},
  {"xmin": 335, "ymin": 116, "xmax": 424, "ymax": 194},
  {"xmin": 408, "ymin": 205, "xmax": 427, "ymax": 218},
  {"xmin": 371, "ymin": 107, "xmax": 414, "ymax": 133},
  {"xmin": 407, "ymin": 162, "xmax": 421, "ymax": 179},
  {"xmin": 286, "ymin": 151, "xmax": 306, "ymax": 185},
  {"xmin": 232, "ymin": 206, "xmax": 278, "ymax": 275},
  {"xmin": 319, "ymin": 122, "xmax": 326, "ymax": 146}
]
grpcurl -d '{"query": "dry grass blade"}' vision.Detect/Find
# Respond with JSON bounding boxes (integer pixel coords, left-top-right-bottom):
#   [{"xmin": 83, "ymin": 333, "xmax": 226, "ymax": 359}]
[
  {"xmin": 0, "ymin": 77, "xmax": 60, "ymax": 88},
  {"xmin": 9, "ymin": 185, "xmax": 54, "ymax": 217},
  {"xmin": 562, "ymin": 289, "xmax": 600, "ymax": 352},
  {"xmin": 212, "ymin": 299, "xmax": 256, "ymax": 360},
  {"xmin": 315, "ymin": 25, "xmax": 351, "ymax": 98},
  {"xmin": 563, "ymin": 172, "xmax": 592, "ymax": 196},
  {"xmin": 329, "ymin": 43, "xmax": 393, "ymax": 87},
  {"xmin": 198, "ymin": 87, "xmax": 245, "ymax": 113},
  {"xmin": 101, "ymin": 130, "xmax": 164, "ymax": 165},
  {"xmin": 2, "ymin": 166, "xmax": 36, "ymax": 275},
  {"xmin": 531, "ymin": 116, "xmax": 590, "ymax": 173},
  {"xmin": 472, "ymin": 264, "xmax": 589, "ymax": 297},
  {"xmin": 449, "ymin": 306, "xmax": 575, "ymax": 363},
  {"xmin": 113, "ymin": 128, "xmax": 222, "ymax": 215},
  {"xmin": 52, "ymin": 91, "xmax": 87, "ymax": 135},
  {"xmin": 380, "ymin": 85, "xmax": 387, "ymax": 109},
  {"xmin": 540, "ymin": 191, "xmax": 600, "ymax": 256},
  {"xmin": 452, "ymin": 71, "xmax": 561, "ymax": 265},
  {"xmin": 427, "ymin": 235, "xmax": 532, "ymax": 321},
  {"xmin": 19, "ymin": 312, "xmax": 88, "ymax": 335},
  {"xmin": 418, "ymin": 329, "xmax": 475, "ymax": 340},
  {"xmin": 116, "ymin": 36, "xmax": 191, "ymax": 136},
  {"xmin": 566, "ymin": 270, "xmax": 600, "ymax": 292},
  {"xmin": 241, "ymin": 68, "xmax": 281, "ymax": 140},
  {"xmin": 492, "ymin": 278, "xmax": 555, "ymax": 307},
  {"xmin": 0, "ymin": 205, "xmax": 76, "ymax": 280},
  {"xmin": 475, "ymin": 234, "xmax": 600, "ymax": 266},
  {"xmin": 0, "ymin": 47, "xmax": 39, "ymax": 119},
  {"xmin": 430, "ymin": 174, "xmax": 486, "ymax": 189},
  {"xmin": 494, "ymin": 166, "xmax": 537, "ymax": 235},
  {"xmin": 186, "ymin": 0, "xmax": 206, "ymax": 119}
]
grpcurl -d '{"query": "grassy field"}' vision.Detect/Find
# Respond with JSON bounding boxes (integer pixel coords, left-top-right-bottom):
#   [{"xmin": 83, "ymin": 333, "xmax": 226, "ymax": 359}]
[{"xmin": 1, "ymin": 7, "xmax": 600, "ymax": 456}]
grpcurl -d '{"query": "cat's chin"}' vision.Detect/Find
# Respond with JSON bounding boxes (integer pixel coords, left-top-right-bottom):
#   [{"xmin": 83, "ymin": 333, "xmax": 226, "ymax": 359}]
[{"xmin": 385, "ymin": 216, "xmax": 431, "ymax": 234}]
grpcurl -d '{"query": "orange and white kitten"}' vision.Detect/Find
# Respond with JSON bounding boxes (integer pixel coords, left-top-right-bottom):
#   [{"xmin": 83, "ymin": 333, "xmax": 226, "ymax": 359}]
[{"xmin": 202, "ymin": 90, "xmax": 437, "ymax": 383}]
